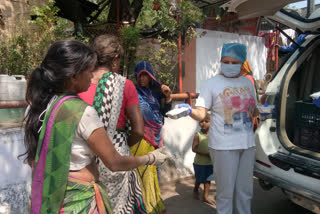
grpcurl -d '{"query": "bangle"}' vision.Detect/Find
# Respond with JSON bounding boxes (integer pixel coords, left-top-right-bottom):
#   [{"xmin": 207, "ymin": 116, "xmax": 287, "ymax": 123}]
[
  {"xmin": 148, "ymin": 153, "xmax": 156, "ymax": 165},
  {"xmin": 146, "ymin": 154, "xmax": 150, "ymax": 165}
]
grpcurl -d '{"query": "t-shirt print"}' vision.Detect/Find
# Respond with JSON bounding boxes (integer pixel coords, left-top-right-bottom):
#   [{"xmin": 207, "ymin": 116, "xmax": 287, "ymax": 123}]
[{"xmin": 219, "ymin": 86, "xmax": 255, "ymax": 134}]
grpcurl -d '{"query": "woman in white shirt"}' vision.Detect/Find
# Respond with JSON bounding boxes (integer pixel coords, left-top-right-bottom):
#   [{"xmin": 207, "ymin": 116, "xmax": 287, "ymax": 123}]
[{"xmin": 179, "ymin": 43, "xmax": 259, "ymax": 214}]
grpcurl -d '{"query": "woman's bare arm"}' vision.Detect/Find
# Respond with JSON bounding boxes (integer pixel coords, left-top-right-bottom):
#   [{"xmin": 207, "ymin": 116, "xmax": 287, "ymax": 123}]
[
  {"xmin": 126, "ymin": 104, "xmax": 144, "ymax": 147},
  {"xmin": 87, "ymin": 127, "xmax": 148, "ymax": 172},
  {"xmin": 190, "ymin": 106, "xmax": 208, "ymax": 121}
]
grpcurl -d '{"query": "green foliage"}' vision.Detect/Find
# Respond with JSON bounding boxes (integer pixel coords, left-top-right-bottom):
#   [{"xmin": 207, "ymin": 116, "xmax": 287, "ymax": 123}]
[
  {"xmin": 29, "ymin": 0, "xmax": 60, "ymax": 29},
  {"xmin": 0, "ymin": 35, "xmax": 31, "ymax": 76},
  {"xmin": 0, "ymin": 0, "xmax": 84, "ymax": 76},
  {"xmin": 136, "ymin": 0, "xmax": 204, "ymax": 40},
  {"xmin": 89, "ymin": 0, "xmax": 110, "ymax": 23},
  {"xmin": 180, "ymin": 1, "xmax": 204, "ymax": 28},
  {"xmin": 136, "ymin": 0, "xmax": 176, "ymax": 32},
  {"xmin": 203, "ymin": 5, "xmax": 225, "ymax": 20},
  {"xmin": 123, "ymin": 1, "xmax": 204, "ymax": 91},
  {"xmin": 120, "ymin": 25, "xmax": 141, "ymax": 51},
  {"xmin": 120, "ymin": 25, "xmax": 141, "ymax": 76}
]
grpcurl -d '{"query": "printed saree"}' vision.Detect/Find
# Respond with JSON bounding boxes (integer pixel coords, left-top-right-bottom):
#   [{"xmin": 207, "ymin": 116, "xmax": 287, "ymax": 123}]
[
  {"xmin": 61, "ymin": 176, "xmax": 112, "ymax": 214},
  {"xmin": 92, "ymin": 72, "xmax": 147, "ymax": 214},
  {"xmin": 129, "ymin": 87, "xmax": 166, "ymax": 214},
  {"xmin": 135, "ymin": 86, "xmax": 163, "ymax": 148},
  {"xmin": 130, "ymin": 139, "xmax": 166, "ymax": 214},
  {"xmin": 30, "ymin": 94, "xmax": 112, "ymax": 214}
]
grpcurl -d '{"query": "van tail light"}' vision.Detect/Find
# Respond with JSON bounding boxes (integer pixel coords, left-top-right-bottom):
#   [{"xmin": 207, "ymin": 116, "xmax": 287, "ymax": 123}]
[{"xmin": 256, "ymin": 160, "xmax": 271, "ymax": 168}]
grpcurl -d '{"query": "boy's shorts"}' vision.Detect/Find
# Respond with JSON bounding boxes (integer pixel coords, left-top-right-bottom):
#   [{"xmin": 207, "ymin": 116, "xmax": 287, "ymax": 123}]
[{"xmin": 193, "ymin": 163, "xmax": 214, "ymax": 183}]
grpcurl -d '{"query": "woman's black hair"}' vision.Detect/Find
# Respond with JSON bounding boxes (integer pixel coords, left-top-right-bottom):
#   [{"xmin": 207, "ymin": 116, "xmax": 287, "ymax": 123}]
[{"xmin": 22, "ymin": 40, "xmax": 97, "ymax": 164}]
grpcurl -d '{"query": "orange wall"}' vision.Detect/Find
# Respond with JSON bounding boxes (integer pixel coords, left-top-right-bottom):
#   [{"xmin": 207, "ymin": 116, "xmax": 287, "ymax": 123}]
[{"xmin": 183, "ymin": 38, "xmax": 196, "ymax": 94}]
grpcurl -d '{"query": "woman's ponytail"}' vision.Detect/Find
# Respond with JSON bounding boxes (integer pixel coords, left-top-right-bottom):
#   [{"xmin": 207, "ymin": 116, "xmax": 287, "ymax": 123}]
[
  {"xmin": 22, "ymin": 40, "xmax": 97, "ymax": 164},
  {"xmin": 23, "ymin": 66, "xmax": 56, "ymax": 164}
]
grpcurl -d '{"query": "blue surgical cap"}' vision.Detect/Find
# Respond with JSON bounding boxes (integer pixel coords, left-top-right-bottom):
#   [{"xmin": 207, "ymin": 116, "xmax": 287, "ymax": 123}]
[{"xmin": 221, "ymin": 43, "xmax": 247, "ymax": 63}]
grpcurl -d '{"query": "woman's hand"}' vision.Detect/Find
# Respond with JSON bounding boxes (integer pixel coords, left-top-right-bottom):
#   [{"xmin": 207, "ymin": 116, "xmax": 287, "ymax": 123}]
[
  {"xmin": 161, "ymin": 84, "xmax": 172, "ymax": 103},
  {"xmin": 148, "ymin": 147, "xmax": 168, "ymax": 165}
]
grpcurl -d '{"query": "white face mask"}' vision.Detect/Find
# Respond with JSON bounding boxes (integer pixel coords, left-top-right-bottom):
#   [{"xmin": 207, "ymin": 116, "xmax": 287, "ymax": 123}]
[{"xmin": 221, "ymin": 63, "xmax": 241, "ymax": 77}]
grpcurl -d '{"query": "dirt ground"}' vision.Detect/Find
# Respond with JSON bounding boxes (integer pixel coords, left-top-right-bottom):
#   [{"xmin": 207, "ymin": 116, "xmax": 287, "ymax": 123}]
[{"xmin": 160, "ymin": 177, "xmax": 313, "ymax": 214}]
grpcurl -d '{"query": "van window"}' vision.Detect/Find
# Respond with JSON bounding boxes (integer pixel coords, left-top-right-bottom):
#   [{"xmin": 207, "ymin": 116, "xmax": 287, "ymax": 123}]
[
  {"xmin": 282, "ymin": 0, "xmax": 320, "ymax": 21},
  {"xmin": 286, "ymin": 44, "xmax": 320, "ymax": 149}
]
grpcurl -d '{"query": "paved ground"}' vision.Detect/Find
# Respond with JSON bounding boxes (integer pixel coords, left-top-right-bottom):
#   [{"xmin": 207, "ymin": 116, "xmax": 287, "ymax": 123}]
[{"xmin": 161, "ymin": 177, "xmax": 313, "ymax": 214}]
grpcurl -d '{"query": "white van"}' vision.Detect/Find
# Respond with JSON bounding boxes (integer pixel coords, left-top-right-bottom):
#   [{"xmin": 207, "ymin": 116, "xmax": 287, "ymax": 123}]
[{"xmin": 249, "ymin": 1, "xmax": 320, "ymax": 213}]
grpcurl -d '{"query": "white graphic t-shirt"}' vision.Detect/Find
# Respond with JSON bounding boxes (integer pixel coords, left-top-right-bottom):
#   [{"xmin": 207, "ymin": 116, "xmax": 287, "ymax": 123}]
[{"xmin": 196, "ymin": 75, "xmax": 257, "ymax": 150}]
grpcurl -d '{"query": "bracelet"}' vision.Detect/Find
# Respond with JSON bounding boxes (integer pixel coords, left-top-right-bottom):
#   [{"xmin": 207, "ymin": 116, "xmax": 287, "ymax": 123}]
[
  {"xmin": 146, "ymin": 154, "xmax": 151, "ymax": 165},
  {"xmin": 148, "ymin": 153, "xmax": 156, "ymax": 165}
]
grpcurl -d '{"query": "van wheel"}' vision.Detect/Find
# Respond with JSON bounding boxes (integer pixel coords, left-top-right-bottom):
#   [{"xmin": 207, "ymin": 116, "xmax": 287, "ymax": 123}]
[{"xmin": 258, "ymin": 179, "xmax": 273, "ymax": 191}]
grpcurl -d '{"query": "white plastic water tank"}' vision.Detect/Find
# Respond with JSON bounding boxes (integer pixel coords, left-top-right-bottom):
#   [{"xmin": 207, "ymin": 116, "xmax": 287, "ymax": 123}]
[
  {"xmin": 0, "ymin": 75, "xmax": 27, "ymax": 128},
  {"xmin": 0, "ymin": 74, "xmax": 27, "ymax": 101}
]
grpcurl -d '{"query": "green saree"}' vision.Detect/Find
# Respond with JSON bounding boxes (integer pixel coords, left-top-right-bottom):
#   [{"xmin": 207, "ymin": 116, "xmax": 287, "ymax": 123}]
[{"xmin": 30, "ymin": 94, "xmax": 112, "ymax": 214}]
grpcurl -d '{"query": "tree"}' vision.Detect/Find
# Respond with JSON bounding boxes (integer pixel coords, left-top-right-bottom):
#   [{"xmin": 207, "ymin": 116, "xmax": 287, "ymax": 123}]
[{"xmin": 117, "ymin": 0, "xmax": 204, "ymax": 90}]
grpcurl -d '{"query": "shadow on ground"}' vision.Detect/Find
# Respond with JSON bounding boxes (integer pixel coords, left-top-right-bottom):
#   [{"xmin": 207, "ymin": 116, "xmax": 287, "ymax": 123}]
[
  {"xmin": 161, "ymin": 177, "xmax": 217, "ymax": 214},
  {"xmin": 161, "ymin": 177, "xmax": 313, "ymax": 214}
]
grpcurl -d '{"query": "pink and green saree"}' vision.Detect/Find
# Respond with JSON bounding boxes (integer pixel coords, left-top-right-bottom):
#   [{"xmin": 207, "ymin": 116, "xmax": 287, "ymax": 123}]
[{"xmin": 30, "ymin": 94, "xmax": 113, "ymax": 214}]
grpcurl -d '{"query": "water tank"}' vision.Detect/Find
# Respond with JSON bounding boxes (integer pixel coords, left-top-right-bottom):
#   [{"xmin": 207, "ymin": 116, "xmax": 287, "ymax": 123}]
[
  {"xmin": 0, "ymin": 75, "xmax": 27, "ymax": 101},
  {"xmin": 0, "ymin": 75, "xmax": 27, "ymax": 128}
]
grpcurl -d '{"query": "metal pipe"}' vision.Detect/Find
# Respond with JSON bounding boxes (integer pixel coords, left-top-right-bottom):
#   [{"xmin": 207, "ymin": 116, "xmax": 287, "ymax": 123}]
[
  {"xmin": 0, "ymin": 101, "xmax": 28, "ymax": 109},
  {"xmin": 170, "ymin": 93, "xmax": 198, "ymax": 100},
  {"xmin": 177, "ymin": 0, "xmax": 183, "ymax": 93},
  {"xmin": 275, "ymin": 24, "xmax": 279, "ymax": 71},
  {"xmin": 178, "ymin": 27, "xmax": 182, "ymax": 93}
]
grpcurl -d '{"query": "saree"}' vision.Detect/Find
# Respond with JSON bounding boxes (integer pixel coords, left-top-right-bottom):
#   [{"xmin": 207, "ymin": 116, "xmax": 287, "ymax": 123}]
[
  {"xmin": 30, "ymin": 94, "xmax": 112, "ymax": 214},
  {"xmin": 61, "ymin": 176, "xmax": 112, "ymax": 214},
  {"xmin": 92, "ymin": 72, "xmax": 147, "ymax": 214},
  {"xmin": 130, "ymin": 85, "xmax": 166, "ymax": 214}
]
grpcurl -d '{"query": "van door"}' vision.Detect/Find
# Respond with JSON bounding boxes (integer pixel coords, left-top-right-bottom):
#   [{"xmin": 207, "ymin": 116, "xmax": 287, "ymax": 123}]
[{"xmin": 269, "ymin": 0, "xmax": 320, "ymax": 33}]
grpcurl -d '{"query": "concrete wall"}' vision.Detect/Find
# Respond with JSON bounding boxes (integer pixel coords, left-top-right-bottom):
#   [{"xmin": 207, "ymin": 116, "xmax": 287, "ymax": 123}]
[
  {"xmin": 0, "ymin": 0, "xmax": 44, "ymax": 39},
  {"xmin": 158, "ymin": 101, "xmax": 199, "ymax": 183},
  {"xmin": 0, "ymin": 128, "xmax": 31, "ymax": 214}
]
